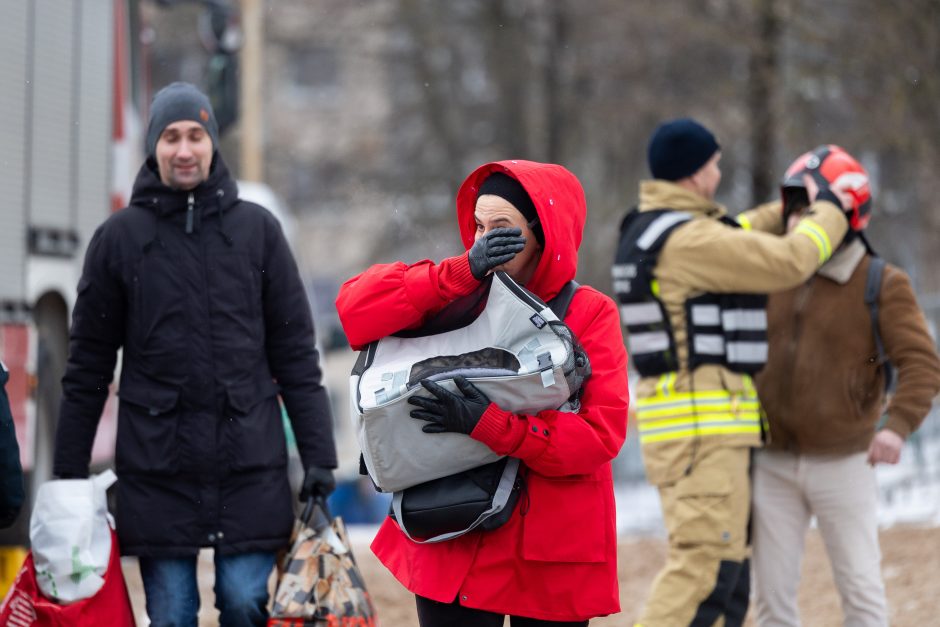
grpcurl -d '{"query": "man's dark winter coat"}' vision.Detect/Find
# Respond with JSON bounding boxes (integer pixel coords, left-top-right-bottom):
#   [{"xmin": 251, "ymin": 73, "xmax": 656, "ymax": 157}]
[
  {"xmin": 54, "ymin": 155, "xmax": 337, "ymax": 556},
  {"xmin": 0, "ymin": 364, "xmax": 25, "ymax": 528}
]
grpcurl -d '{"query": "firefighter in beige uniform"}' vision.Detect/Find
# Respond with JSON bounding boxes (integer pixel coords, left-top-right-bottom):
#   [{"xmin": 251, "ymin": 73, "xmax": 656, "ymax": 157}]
[{"xmin": 614, "ymin": 119, "xmax": 851, "ymax": 627}]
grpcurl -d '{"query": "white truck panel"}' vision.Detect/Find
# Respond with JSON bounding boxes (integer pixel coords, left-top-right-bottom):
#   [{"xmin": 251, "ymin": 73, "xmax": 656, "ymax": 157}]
[
  {"xmin": 30, "ymin": 0, "xmax": 77, "ymax": 229},
  {"xmin": 0, "ymin": 2, "xmax": 29, "ymax": 302},
  {"xmin": 76, "ymin": 0, "xmax": 114, "ymax": 248}
]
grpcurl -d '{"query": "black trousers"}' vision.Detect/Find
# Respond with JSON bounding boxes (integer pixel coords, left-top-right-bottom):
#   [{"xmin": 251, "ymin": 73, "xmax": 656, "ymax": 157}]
[{"xmin": 416, "ymin": 595, "xmax": 590, "ymax": 627}]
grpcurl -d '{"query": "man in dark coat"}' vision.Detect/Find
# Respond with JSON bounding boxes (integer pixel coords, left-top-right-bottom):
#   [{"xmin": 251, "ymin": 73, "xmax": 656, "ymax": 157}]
[
  {"xmin": 0, "ymin": 361, "xmax": 24, "ymax": 528},
  {"xmin": 53, "ymin": 82, "xmax": 337, "ymax": 627}
]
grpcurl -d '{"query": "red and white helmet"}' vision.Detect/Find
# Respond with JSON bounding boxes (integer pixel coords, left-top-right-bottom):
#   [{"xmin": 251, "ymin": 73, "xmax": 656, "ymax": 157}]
[{"xmin": 781, "ymin": 145, "xmax": 872, "ymax": 231}]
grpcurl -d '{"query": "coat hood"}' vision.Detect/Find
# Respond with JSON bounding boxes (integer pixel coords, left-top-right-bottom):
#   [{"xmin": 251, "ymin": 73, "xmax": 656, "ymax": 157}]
[{"xmin": 456, "ymin": 160, "xmax": 586, "ymax": 302}]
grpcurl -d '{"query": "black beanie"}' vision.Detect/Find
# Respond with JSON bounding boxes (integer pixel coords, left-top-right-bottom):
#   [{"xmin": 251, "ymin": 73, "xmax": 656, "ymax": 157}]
[
  {"xmin": 477, "ymin": 173, "xmax": 544, "ymax": 245},
  {"xmin": 146, "ymin": 82, "xmax": 220, "ymax": 156},
  {"xmin": 647, "ymin": 118, "xmax": 720, "ymax": 181}
]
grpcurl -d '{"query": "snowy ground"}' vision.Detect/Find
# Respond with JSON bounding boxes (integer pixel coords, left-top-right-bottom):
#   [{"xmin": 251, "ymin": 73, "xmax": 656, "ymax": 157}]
[
  {"xmin": 873, "ymin": 430, "xmax": 940, "ymax": 527},
  {"xmin": 616, "ymin": 430, "xmax": 940, "ymax": 535},
  {"xmin": 341, "ymin": 432, "xmax": 940, "ymax": 543}
]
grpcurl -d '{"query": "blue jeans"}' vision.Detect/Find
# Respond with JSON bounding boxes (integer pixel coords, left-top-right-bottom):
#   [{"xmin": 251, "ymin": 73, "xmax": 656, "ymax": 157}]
[{"xmin": 139, "ymin": 551, "xmax": 276, "ymax": 627}]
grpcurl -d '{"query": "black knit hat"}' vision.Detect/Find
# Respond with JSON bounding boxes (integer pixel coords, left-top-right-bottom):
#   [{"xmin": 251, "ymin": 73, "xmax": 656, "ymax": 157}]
[
  {"xmin": 647, "ymin": 118, "xmax": 720, "ymax": 181},
  {"xmin": 477, "ymin": 173, "xmax": 544, "ymax": 245},
  {"xmin": 145, "ymin": 82, "xmax": 220, "ymax": 156}
]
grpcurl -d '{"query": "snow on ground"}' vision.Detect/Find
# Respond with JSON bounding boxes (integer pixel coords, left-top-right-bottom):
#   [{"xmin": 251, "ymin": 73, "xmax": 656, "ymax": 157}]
[
  {"xmin": 614, "ymin": 431, "xmax": 940, "ymax": 536},
  {"xmin": 874, "ymin": 429, "xmax": 940, "ymax": 527}
]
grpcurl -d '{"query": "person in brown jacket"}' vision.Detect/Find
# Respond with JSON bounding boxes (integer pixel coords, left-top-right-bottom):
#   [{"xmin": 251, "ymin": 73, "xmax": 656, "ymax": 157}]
[{"xmin": 752, "ymin": 145, "xmax": 940, "ymax": 627}]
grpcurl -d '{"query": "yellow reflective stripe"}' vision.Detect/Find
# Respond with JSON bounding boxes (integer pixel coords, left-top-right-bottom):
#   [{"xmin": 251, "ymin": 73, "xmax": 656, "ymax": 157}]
[
  {"xmin": 656, "ymin": 372, "xmax": 676, "ymax": 396},
  {"xmin": 638, "ymin": 416, "xmax": 762, "ymax": 432},
  {"xmin": 636, "ymin": 390, "xmax": 758, "ymax": 406},
  {"xmin": 795, "ymin": 219, "xmax": 832, "ymax": 263},
  {"xmin": 640, "ymin": 424, "xmax": 762, "ymax": 443},
  {"xmin": 636, "ymin": 412, "xmax": 762, "ymax": 431},
  {"xmin": 736, "ymin": 214, "xmax": 753, "ymax": 231},
  {"xmin": 741, "ymin": 373, "xmax": 755, "ymax": 395},
  {"xmin": 637, "ymin": 404, "xmax": 761, "ymax": 421},
  {"xmin": 638, "ymin": 407, "xmax": 761, "ymax": 422},
  {"xmin": 636, "ymin": 381, "xmax": 764, "ymax": 442}
]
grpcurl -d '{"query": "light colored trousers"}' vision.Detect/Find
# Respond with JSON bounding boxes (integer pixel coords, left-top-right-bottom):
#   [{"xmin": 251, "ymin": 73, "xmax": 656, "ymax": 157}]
[{"xmin": 751, "ymin": 449, "xmax": 888, "ymax": 627}]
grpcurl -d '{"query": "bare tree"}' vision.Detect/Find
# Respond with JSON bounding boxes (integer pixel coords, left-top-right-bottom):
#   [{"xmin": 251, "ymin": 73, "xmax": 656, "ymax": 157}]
[{"xmin": 747, "ymin": 0, "xmax": 780, "ymax": 205}]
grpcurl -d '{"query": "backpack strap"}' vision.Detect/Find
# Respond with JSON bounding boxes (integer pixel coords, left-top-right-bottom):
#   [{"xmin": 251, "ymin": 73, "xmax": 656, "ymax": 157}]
[
  {"xmin": 549, "ymin": 280, "xmax": 580, "ymax": 321},
  {"xmin": 865, "ymin": 256, "xmax": 895, "ymax": 392}
]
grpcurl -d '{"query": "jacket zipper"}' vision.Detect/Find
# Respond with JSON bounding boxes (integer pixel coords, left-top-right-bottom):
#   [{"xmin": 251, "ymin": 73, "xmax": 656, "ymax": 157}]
[{"xmin": 185, "ymin": 192, "xmax": 195, "ymax": 234}]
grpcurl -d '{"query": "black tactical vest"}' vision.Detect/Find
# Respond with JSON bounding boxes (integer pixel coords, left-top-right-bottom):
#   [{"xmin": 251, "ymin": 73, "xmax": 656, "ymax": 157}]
[{"xmin": 612, "ymin": 208, "xmax": 768, "ymax": 377}]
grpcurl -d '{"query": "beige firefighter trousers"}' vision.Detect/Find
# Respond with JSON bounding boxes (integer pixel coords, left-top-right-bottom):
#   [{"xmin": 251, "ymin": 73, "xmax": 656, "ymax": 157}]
[{"xmin": 636, "ymin": 445, "xmax": 752, "ymax": 627}]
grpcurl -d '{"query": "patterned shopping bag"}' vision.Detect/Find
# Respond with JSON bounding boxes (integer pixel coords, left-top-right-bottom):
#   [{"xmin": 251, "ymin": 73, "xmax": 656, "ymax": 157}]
[{"xmin": 268, "ymin": 498, "xmax": 377, "ymax": 627}]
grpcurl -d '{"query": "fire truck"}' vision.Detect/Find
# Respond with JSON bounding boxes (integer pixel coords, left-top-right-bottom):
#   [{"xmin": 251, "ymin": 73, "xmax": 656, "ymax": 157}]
[{"xmin": 0, "ymin": 0, "xmax": 146, "ymax": 563}]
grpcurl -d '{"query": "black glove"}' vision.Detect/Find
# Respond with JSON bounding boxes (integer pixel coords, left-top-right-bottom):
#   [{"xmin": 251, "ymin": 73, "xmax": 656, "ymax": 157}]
[
  {"xmin": 408, "ymin": 375, "xmax": 491, "ymax": 434},
  {"xmin": 299, "ymin": 466, "xmax": 336, "ymax": 502},
  {"xmin": 815, "ymin": 188, "xmax": 845, "ymax": 212},
  {"xmin": 806, "ymin": 170, "xmax": 847, "ymax": 213},
  {"xmin": 468, "ymin": 227, "xmax": 526, "ymax": 280}
]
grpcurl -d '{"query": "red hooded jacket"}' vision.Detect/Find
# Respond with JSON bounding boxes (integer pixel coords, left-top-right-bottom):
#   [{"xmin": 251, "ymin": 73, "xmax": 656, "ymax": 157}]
[{"xmin": 335, "ymin": 160, "xmax": 630, "ymax": 622}]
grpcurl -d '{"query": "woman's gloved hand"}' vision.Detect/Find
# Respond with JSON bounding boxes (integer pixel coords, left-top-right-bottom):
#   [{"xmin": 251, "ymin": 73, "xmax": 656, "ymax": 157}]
[
  {"xmin": 408, "ymin": 375, "xmax": 491, "ymax": 434},
  {"xmin": 468, "ymin": 227, "xmax": 526, "ymax": 280}
]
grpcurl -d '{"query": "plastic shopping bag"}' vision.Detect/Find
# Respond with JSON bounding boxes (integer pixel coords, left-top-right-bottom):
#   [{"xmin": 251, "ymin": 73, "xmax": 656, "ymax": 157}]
[
  {"xmin": 0, "ymin": 527, "xmax": 135, "ymax": 626},
  {"xmin": 29, "ymin": 470, "xmax": 116, "ymax": 603},
  {"xmin": 268, "ymin": 497, "xmax": 377, "ymax": 627}
]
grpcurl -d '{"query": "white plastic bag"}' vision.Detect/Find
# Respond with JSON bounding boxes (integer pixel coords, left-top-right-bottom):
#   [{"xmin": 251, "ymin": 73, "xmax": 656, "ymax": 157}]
[{"xmin": 28, "ymin": 470, "xmax": 117, "ymax": 603}]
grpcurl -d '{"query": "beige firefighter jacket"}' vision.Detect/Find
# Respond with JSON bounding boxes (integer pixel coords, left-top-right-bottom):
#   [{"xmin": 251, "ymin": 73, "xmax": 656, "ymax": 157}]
[{"xmin": 631, "ymin": 180, "xmax": 849, "ymax": 485}]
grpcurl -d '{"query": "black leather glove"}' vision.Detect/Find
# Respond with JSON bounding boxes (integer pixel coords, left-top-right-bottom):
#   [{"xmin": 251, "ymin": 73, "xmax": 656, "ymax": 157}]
[
  {"xmin": 814, "ymin": 187, "xmax": 845, "ymax": 212},
  {"xmin": 408, "ymin": 376, "xmax": 491, "ymax": 435},
  {"xmin": 299, "ymin": 466, "xmax": 336, "ymax": 502},
  {"xmin": 468, "ymin": 227, "xmax": 526, "ymax": 280},
  {"xmin": 805, "ymin": 169, "xmax": 847, "ymax": 213}
]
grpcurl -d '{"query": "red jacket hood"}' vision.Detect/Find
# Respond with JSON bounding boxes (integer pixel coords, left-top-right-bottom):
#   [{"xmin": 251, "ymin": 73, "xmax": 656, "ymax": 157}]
[{"xmin": 456, "ymin": 160, "xmax": 585, "ymax": 302}]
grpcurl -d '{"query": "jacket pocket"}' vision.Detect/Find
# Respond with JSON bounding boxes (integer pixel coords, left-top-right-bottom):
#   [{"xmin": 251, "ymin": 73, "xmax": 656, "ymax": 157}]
[
  {"xmin": 847, "ymin": 362, "xmax": 882, "ymax": 417},
  {"xmin": 224, "ymin": 379, "xmax": 286, "ymax": 471},
  {"xmin": 670, "ymin": 465, "xmax": 733, "ymax": 546},
  {"xmin": 116, "ymin": 384, "xmax": 181, "ymax": 474},
  {"xmin": 522, "ymin": 477, "xmax": 608, "ymax": 563}
]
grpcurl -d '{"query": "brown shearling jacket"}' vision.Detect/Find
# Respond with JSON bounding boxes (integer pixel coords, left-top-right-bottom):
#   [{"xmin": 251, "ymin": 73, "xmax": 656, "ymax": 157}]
[{"xmin": 756, "ymin": 239, "xmax": 940, "ymax": 454}]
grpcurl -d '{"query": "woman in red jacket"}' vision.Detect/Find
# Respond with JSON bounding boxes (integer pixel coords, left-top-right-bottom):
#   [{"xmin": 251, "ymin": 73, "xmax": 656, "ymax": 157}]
[{"xmin": 336, "ymin": 160, "xmax": 630, "ymax": 626}]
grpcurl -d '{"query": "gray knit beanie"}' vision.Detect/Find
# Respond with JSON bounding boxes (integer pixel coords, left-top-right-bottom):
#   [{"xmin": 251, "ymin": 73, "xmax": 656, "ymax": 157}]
[{"xmin": 145, "ymin": 82, "xmax": 219, "ymax": 156}]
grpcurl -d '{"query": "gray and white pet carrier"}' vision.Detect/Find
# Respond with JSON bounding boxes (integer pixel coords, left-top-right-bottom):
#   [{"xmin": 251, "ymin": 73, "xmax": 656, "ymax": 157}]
[{"xmin": 350, "ymin": 271, "xmax": 589, "ymax": 493}]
